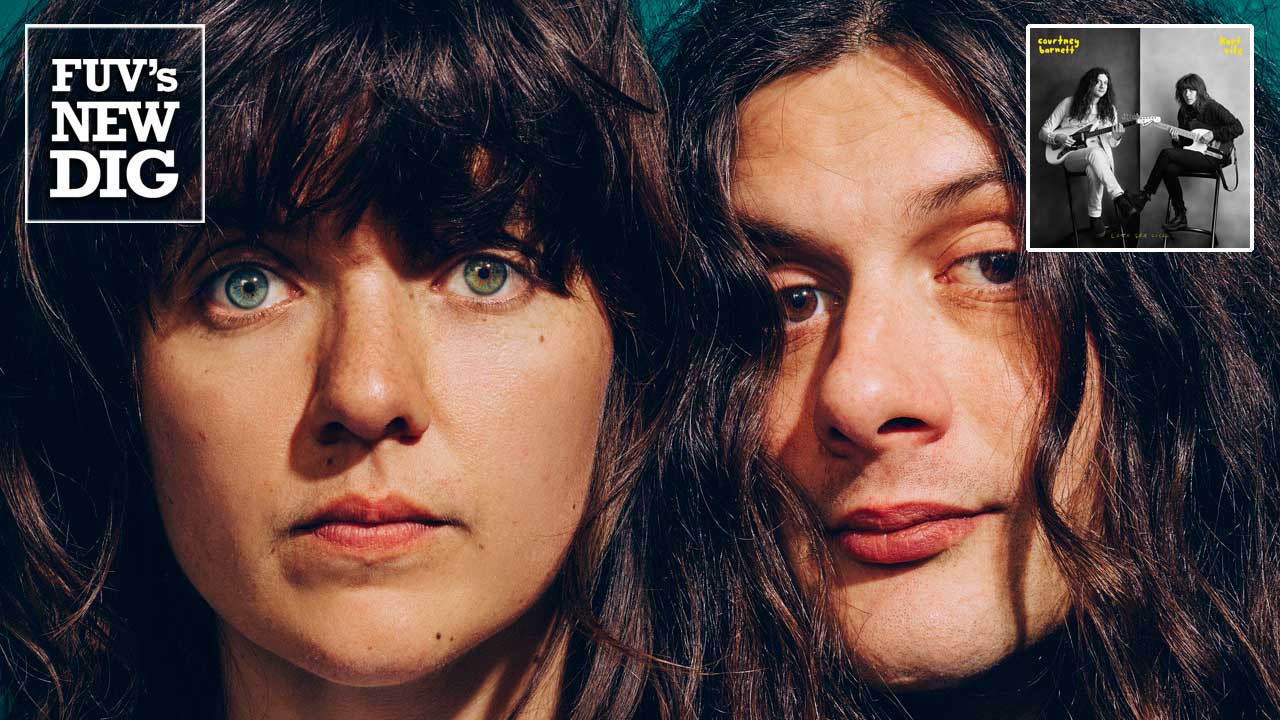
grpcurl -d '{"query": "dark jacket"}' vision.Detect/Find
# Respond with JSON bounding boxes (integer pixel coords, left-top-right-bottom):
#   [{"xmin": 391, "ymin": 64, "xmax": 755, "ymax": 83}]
[{"xmin": 1176, "ymin": 97, "xmax": 1244, "ymax": 162}]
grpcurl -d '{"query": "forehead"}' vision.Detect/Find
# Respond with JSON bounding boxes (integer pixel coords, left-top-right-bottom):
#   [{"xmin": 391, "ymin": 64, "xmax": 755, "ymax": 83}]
[{"xmin": 732, "ymin": 48, "xmax": 1004, "ymax": 256}]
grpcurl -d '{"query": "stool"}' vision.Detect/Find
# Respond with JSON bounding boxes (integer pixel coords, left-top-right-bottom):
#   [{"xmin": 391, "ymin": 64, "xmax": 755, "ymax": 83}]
[
  {"xmin": 1062, "ymin": 166, "xmax": 1089, "ymax": 247},
  {"xmin": 1165, "ymin": 166, "xmax": 1224, "ymax": 248}
]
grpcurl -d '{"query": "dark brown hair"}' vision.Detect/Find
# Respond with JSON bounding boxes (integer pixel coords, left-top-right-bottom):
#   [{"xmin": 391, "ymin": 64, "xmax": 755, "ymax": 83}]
[
  {"xmin": 661, "ymin": 0, "xmax": 1280, "ymax": 717},
  {"xmin": 1069, "ymin": 66, "xmax": 1118, "ymax": 123},
  {"xmin": 0, "ymin": 0, "xmax": 719, "ymax": 718},
  {"xmin": 1176, "ymin": 72, "xmax": 1213, "ymax": 113}
]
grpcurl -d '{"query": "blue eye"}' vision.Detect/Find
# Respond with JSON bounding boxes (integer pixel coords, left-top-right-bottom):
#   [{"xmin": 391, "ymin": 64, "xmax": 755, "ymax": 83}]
[
  {"xmin": 225, "ymin": 266, "xmax": 270, "ymax": 309},
  {"xmin": 206, "ymin": 264, "xmax": 291, "ymax": 314}
]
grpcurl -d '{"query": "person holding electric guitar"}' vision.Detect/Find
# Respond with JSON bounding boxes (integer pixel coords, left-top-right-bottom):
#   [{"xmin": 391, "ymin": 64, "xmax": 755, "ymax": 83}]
[
  {"xmin": 1038, "ymin": 67, "xmax": 1141, "ymax": 240},
  {"xmin": 1132, "ymin": 73, "xmax": 1243, "ymax": 231}
]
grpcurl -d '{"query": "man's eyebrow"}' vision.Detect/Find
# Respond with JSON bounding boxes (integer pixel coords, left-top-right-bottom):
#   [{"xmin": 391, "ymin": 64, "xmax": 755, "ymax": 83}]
[
  {"xmin": 739, "ymin": 216, "xmax": 843, "ymax": 267},
  {"xmin": 904, "ymin": 168, "xmax": 1007, "ymax": 221}
]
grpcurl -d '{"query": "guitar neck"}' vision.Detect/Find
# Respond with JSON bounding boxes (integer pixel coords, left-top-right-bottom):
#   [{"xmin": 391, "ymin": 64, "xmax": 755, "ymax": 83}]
[
  {"xmin": 1079, "ymin": 118, "xmax": 1137, "ymax": 140},
  {"xmin": 1152, "ymin": 122, "xmax": 1199, "ymax": 141}
]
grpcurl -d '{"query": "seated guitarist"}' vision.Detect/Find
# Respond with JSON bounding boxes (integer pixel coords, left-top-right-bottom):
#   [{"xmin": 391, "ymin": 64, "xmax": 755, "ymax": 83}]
[
  {"xmin": 1133, "ymin": 73, "xmax": 1243, "ymax": 231},
  {"xmin": 1038, "ymin": 67, "xmax": 1139, "ymax": 239}
]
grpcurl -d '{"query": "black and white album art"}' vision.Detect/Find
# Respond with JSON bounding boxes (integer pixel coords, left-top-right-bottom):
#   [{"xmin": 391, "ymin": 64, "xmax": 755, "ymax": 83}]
[{"xmin": 1026, "ymin": 25, "xmax": 1254, "ymax": 251}]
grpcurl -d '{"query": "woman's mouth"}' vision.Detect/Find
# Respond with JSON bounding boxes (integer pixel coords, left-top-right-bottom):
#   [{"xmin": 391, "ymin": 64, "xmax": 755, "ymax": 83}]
[{"xmin": 294, "ymin": 494, "xmax": 453, "ymax": 554}]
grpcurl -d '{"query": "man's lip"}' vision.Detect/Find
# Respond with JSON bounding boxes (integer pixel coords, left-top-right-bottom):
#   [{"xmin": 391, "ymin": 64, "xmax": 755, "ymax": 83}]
[
  {"xmin": 829, "ymin": 502, "xmax": 991, "ymax": 533},
  {"xmin": 828, "ymin": 503, "xmax": 997, "ymax": 566},
  {"xmin": 294, "ymin": 493, "xmax": 450, "ymax": 531}
]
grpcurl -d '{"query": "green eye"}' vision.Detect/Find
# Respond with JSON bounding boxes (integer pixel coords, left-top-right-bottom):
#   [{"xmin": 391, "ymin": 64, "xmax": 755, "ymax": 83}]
[
  {"xmin": 462, "ymin": 257, "xmax": 508, "ymax": 296},
  {"xmin": 225, "ymin": 266, "xmax": 270, "ymax": 309}
]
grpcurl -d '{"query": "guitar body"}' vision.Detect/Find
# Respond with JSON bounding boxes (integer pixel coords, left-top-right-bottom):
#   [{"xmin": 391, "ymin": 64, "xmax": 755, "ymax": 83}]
[
  {"xmin": 1180, "ymin": 121, "xmax": 1229, "ymax": 160},
  {"xmin": 1044, "ymin": 131, "xmax": 1099, "ymax": 165},
  {"xmin": 1181, "ymin": 129, "xmax": 1225, "ymax": 159}
]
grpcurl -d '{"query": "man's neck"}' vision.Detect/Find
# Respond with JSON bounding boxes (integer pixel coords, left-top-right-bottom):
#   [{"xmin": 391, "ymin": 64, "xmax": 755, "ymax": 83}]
[
  {"xmin": 221, "ymin": 600, "xmax": 565, "ymax": 720},
  {"xmin": 883, "ymin": 631, "xmax": 1068, "ymax": 720}
]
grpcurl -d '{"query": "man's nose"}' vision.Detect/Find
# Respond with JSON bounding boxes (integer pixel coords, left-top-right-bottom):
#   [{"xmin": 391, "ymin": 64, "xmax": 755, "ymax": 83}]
[{"xmin": 811, "ymin": 295, "xmax": 953, "ymax": 458}]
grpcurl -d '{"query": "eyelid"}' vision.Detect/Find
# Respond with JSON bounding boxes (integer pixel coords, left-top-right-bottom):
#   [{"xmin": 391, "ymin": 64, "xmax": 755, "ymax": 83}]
[
  {"xmin": 192, "ymin": 261, "xmax": 300, "ymax": 331},
  {"xmin": 181, "ymin": 241, "xmax": 295, "ymax": 298},
  {"xmin": 939, "ymin": 251, "xmax": 1023, "ymax": 301},
  {"xmin": 933, "ymin": 219, "xmax": 1018, "ymax": 266},
  {"xmin": 766, "ymin": 261, "xmax": 842, "ymax": 292},
  {"xmin": 202, "ymin": 263, "xmax": 294, "ymax": 304},
  {"xmin": 768, "ymin": 261, "xmax": 845, "ymax": 333}
]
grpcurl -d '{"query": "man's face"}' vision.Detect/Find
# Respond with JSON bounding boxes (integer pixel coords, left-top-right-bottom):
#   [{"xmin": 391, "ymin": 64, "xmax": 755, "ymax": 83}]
[
  {"xmin": 140, "ymin": 209, "xmax": 611, "ymax": 688},
  {"xmin": 732, "ymin": 49, "xmax": 1093, "ymax": 690},
  {"xmin": 1183, "ymin": 87, "xmax": 1198, "ymax": 105}
]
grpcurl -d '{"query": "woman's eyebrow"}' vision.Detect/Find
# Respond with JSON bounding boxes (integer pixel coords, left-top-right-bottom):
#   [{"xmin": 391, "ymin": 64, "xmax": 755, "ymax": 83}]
[{"xmin": 903, "ymin": 168, "xmax": 1006, "ymax": 222}]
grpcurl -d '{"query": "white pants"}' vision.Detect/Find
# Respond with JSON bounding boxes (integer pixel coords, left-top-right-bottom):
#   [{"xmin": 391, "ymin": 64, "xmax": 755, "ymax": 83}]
[{"xmin": 1063, "ymin": 146, "xmax": 1122, "ymax": 218}]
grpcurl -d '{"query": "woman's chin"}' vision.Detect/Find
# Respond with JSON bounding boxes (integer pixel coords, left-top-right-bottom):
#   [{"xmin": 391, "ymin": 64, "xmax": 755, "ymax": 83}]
[
  {"xmin": 299, "ymin": 653, "xmax": 448, "ymax": 689},
  {"xmin": 225, "ymin": 617, "xmax": 469, "ymax": 689}
]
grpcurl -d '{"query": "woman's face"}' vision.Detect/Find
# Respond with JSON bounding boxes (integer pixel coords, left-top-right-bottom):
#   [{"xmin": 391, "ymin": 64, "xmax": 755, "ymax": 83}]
[
  {"xmin": 1183, "ymin": 87, "xmax": 1198, "ymax": 105},
  {"xmin": 140, "ymin": 208, "xmax": 612, "ymax": 686},
  {"xmin": 732, "ymin": 49, "xmax": 1095, "ymax": 691}
]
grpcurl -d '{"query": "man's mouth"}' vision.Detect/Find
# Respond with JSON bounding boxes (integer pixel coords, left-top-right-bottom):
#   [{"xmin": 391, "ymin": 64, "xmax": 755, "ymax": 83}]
[{"xmin": 829, "ymin": 503, "xmax": 996, "ymax": 565}]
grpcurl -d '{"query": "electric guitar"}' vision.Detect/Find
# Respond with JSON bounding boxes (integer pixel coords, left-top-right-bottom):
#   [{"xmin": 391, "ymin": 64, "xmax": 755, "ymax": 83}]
[
  {"xmin": 1044, "ymin": 114, "xmax": 1160, "ymax": 165},
  {"xmin": 1149, "ymin": 121, "xmax": 1231, "ymax": 161}
]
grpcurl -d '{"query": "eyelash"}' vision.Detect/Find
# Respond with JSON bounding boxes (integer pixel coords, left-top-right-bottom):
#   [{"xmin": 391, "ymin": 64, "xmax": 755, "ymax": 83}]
[
  {"xmin": 194, "ymin": 261, "xmax": 294, "ymax": 329},
  {"xmin": 770, "ymin": 250, "xmax": 1022, "ymax": 327},
  {"xmin": 192, "ymin": 250, "xmax": 539, "ymax": 330},
  {"xmin": 776, "ymin": 285, "xmax": 840, "ymax": 328},
  {"xmin": 437, "ymin": 252, "xmax": 537, "ymax": 312},
  {"xmin": 939, "ymin": 251, "xmax": 1022, "ymax": 298}
]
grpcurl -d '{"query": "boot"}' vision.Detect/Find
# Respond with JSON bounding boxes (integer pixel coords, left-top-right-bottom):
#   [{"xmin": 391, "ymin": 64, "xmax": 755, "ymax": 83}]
[
  {"xmin": 1131, "ymin": 190, "xmax": 1151, "ymax": 213},
  {"xmin": 1113, "ymin": 192, "xmax": 1137, "ymax": 224},
  {"xmin": 1089, "ymin": 216, "xmax": 1106, "ymax": 239},
  {"xmin": 1162, "ymin": 207, "xmax": 1188, "ymax": 231}
]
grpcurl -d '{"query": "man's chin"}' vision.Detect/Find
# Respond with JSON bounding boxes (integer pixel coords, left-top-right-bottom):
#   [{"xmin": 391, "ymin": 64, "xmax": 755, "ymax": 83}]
[
  {"xmin": 858, "ymin": 661, "xmax": 988, "ymax": 694},
  {"xmin": 850, "ymin": 637, "xmax": 1015, "ymax": 694}
]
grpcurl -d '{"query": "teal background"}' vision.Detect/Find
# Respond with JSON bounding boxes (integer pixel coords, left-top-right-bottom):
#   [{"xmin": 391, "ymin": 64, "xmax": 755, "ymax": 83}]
[
  {"xmin": 2, "ymin": 0, "xmax": 1277, "ymax": 64},
  {"xmin": 1, "ymin": 0, "xmax": 37, "ymax": 39},
  {"xmin": 628, "ymin": 0, "xmax": 1279, "ymax": 69}
]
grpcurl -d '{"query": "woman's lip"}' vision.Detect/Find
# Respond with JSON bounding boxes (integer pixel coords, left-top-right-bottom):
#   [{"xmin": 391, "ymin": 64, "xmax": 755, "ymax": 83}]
[
  {"xmin": 292, "ymin": 493, "xmax": 455, "ymax": 555},
  {"xmin": 296, "ymin": 493, "xmax": 448, "ymax": 529},
  {"xmin": 830, "ymin": 504, "xmax": 994, "ymax": 565},
  {"xmin": 307, "ymin": 521, "xmax": 443, "ymax": 552}
]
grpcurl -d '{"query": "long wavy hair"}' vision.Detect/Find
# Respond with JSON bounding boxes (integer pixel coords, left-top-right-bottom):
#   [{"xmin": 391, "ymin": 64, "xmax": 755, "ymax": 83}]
[
  {"xmin": 1176, "ymin": 72, "xmax": 1212, "ymax": 114},
  {"xmin": 660, "ymin": 0, "xmax": 1280, "ymax": 718},
  {"xmin": 0, "ymin": 0, "xmax": 760, "ymax": 718},
  {"xmin": 1068, "ymin": 66, "xmax": 1118, "ymax": 123}
]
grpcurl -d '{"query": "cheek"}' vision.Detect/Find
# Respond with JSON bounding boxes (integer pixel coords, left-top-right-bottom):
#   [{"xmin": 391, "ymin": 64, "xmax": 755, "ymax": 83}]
[
  {"xmin": 139, "ymin": 327, "xmax": 312, "ymax": 597},
  {"xmin": 427, "ymin": 294, "xmax": 612, "ymax": 541},
  {"xmin": 765, "ymin": 353, "xmax": 810, "ymax": 453},
  {"xmin": 950, "ymin": 315, "xmax": 1041, "ymax": 466},
  {"xmin": 763, "ymin": 328, "xmax": 829, "ymax": 476}
]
